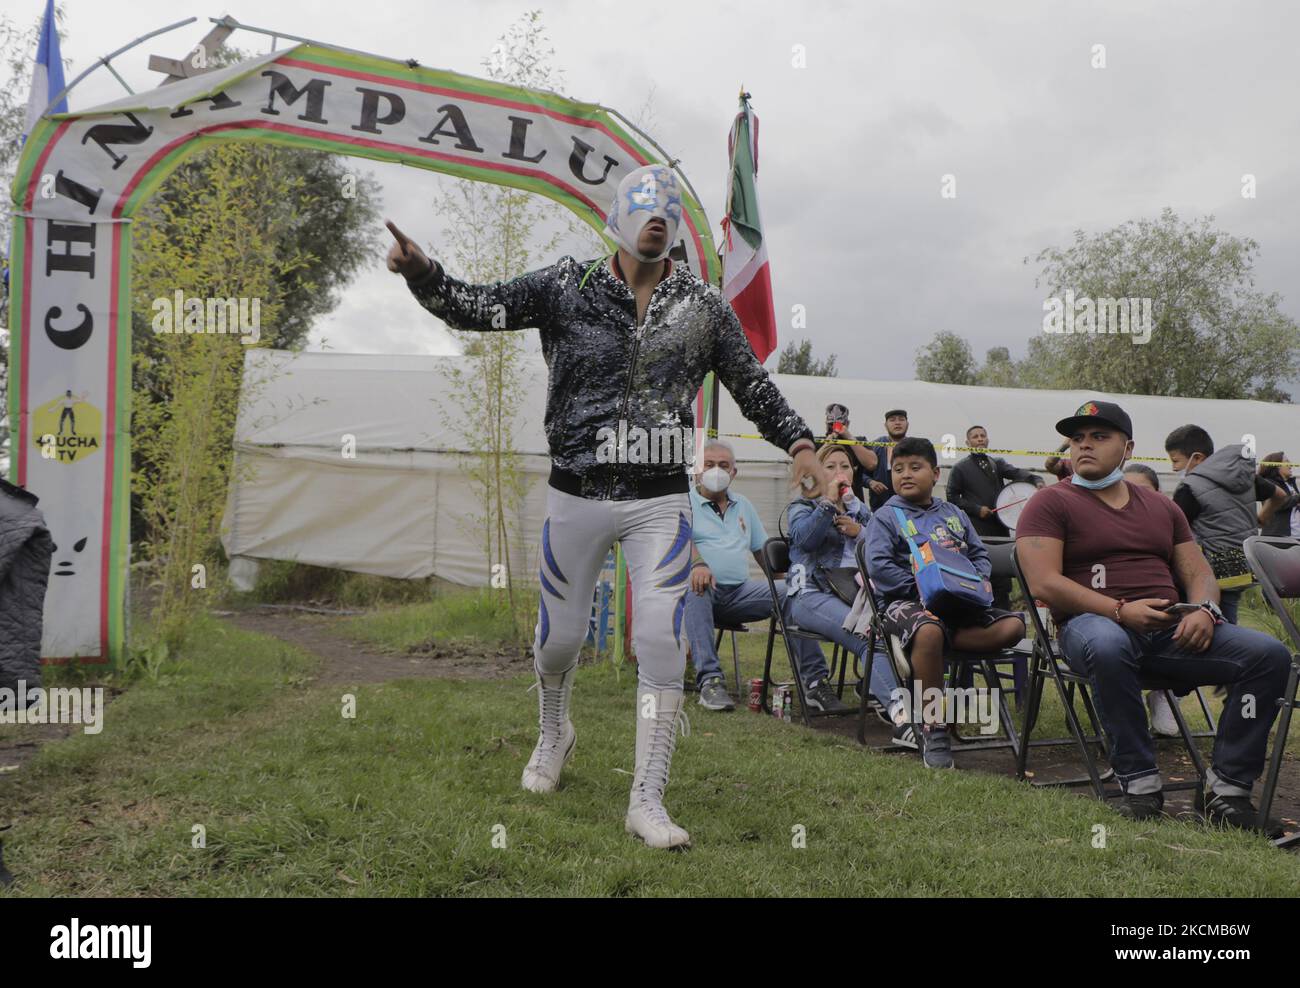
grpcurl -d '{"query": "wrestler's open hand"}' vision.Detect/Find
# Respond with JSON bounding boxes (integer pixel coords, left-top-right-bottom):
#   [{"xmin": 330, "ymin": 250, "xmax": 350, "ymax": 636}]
[{"xmin": 791, "ymin": 447, "xmax": 826, "ymax": 499}]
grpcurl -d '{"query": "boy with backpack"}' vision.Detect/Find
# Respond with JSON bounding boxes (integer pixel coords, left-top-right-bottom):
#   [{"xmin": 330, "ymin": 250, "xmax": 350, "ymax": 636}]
[{"xmin": 865, "ymin": 438, "xmax": 1026, "ymax": 768}]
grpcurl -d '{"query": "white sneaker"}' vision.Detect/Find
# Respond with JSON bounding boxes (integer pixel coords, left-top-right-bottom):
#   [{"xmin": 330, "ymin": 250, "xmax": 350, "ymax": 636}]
[
  {"xmin": 522, "ymin": 665, "xmax": 576, "ymax": 793},
  {"xmin": 1146, "ymin": 690, "xmax": 1180, "ymax": 738},
  {"xmin": 625, "ymin": 686, "xmax": 691, "ymax": 849}
]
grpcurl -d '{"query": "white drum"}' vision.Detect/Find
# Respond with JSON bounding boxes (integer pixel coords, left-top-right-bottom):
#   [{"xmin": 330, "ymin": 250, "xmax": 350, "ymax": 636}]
[{"xmin": 994, "ymin": 481, "xmax": 1040, "ymax": 534}]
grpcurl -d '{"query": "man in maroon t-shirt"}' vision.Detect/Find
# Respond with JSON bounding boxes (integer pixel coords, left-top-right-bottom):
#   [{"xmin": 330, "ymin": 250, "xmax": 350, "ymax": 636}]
[{"xmin": 1017, "ymin": 400, "xmax": 1289, "ymax": 834}]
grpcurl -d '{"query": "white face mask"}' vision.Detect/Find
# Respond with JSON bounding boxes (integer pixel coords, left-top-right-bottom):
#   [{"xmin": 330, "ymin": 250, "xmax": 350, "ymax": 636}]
[
  {"xmin": 699, "ymin": 466, "xmax": 732, "ymax": 493},
  {"xmin": 603, "ymin": 164, "xmax": 683, "ymax": 262}
]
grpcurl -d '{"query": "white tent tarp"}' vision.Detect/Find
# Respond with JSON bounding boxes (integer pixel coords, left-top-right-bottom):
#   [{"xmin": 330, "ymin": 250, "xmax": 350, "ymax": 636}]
[{"xmin": 222, "ymin": 349, "xmax": 1300, "ymax": 587}]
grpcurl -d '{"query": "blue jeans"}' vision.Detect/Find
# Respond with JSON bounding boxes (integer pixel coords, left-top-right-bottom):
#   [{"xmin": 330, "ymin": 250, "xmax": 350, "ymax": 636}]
[
  {"xmin": 1220, "ymin": 588, "xmax": 1242, "ymax": 625},
  {"xmin": 786, "ymin": 587, "xmax": 901, "ymax": 706},
  {"xmin": 1057, "ymin": 613, "xmax": 1290, "ymax": 795},
  {"xmin": 683, "ymin": 579, "xmax": 829, "ymax": 688}
]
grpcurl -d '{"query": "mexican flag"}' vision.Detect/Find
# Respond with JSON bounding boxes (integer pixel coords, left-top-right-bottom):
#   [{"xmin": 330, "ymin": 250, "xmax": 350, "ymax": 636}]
[{"xmin": 721, "ymin": 95, "xmax": 777, "ymax": 363}]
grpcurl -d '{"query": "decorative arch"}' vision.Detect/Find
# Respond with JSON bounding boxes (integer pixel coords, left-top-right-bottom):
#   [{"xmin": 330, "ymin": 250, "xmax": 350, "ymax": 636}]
[{"xmin": 7, "ymin": 42, "xmax": 718, "ymax": 663}]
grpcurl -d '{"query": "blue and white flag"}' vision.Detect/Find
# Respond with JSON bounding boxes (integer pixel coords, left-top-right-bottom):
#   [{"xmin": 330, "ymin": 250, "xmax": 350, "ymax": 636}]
[{"xmin": 21, "ymin": 0, "xmax": 66, "ymax": 145}]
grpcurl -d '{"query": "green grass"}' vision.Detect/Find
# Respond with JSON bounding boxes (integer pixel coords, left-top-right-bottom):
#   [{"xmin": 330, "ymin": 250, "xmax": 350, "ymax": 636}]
[
  {"xmin": 340, "ymin": 588, "xmax": 539, "ymax": 652},
  {"xmin": 2, "ymin": 592, "xmax": 1299, "ymax": 896}
]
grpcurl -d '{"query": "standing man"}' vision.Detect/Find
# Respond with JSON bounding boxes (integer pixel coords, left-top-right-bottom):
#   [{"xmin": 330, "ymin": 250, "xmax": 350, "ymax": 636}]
[
  {"xmin": 388, "ymin": 163, "xmax": 826, "ymax": 849},
  {"xmin": 945, "ymin": 425, "xmax": 1044, "ymax": 608},
  {"xmin": 866, "ymin": 409, "xmax": 911, "ymax": 511}
]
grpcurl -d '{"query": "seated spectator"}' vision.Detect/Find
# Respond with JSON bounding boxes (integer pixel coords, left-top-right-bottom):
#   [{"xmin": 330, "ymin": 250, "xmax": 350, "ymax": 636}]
[
  {"xmin": 866, "ymin": 409, "xmax": 912, "ymax": 511},
  {"xmin": 866, "ymin": 437, "xmax": 1026, "ymax": 769},
  {"xmin": 1122, "ymin": 463, "xmax": 1160, "ymax": 491},
  {"xmin": 1164, "ymin": 424, "xmax": 1287, "ymax": 624},
  {"xmin": 682, "ymin": 440, "xmax": 838, "ymax": 711},
  {"xmin": 1259, "ymin": 453, "xmax": 1300, "ymax": 539},
  {"xmin": 1044, "ymin": 440, "xmax": 1074, "ymax": 482},
  {"xmin": 1016, "ymin": 400, "xmax": 1290, "ymax": 832},
  {"xmin": 944, "ymin": 425, "xmax": 1045, "ymax": 608},
  {"xmin": 786, "ymin": 444, "xmax": 908, "ymax": 730},
  {"xmin": 814, "ymin": 403, "xmax": 879, "ymax": 502}
]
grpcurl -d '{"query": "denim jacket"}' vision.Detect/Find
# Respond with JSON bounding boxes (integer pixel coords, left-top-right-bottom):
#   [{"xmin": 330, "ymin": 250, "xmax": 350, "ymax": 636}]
[{"xmin": 786, "ymin": 496, "xmax": 873, "ymax": 596}]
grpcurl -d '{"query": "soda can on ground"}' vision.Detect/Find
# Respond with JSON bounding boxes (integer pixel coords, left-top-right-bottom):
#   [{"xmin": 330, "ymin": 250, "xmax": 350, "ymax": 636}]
[{"xmin": 749, "ymin": 678, "xmax": 763, "ymax": 713}]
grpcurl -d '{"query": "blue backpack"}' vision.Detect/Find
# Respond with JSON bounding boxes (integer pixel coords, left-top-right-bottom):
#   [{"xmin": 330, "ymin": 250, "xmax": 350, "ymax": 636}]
[{"xmin": 892, "ymin": 506, "xmax": 993, "ymax": 613}]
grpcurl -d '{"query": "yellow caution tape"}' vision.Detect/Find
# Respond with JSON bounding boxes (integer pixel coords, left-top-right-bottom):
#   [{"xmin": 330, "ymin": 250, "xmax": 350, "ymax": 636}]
[{"xmin": 702, "ymin": 430, "xmax": 1299, "ymax": 468}]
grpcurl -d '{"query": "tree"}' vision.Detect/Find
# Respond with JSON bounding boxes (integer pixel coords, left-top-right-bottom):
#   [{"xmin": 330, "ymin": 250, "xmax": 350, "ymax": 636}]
[
  {"xmin": 428, "ymin": 10, "xmax": 571, "ymax": 639},
  {"xmin": 131, "ymin": 142, "xmax": 309, "ymax": 651},
  {"xmin": 133, "ymin": 45, "xmax": 381, "ymax": 359},
  {"xmin": 913, "ymin": 331, "xmax": 976, "ymax": 385},
  {"xmin": 979, "ymin": 346, "xmax": 1017, "ymax": 389},
  {"xmin": 776, "ymin": 338, "xmax": 838, "ymax": 376},
  {"xmin": 1024, "ymin": 208, "xmax": 1300, "ymax": 400}
]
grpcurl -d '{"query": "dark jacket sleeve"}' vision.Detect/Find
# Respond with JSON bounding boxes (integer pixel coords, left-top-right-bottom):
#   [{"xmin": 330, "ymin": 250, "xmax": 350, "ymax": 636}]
[
  {"xmin": 997, "ymin": 457, "xmax": 1039, "ymax": 485},
  {"xmin": 1256, "ymin": 476, "xmax": 1281, "ymax": 503},
  {"xmin": 407, "ymin": 257, "xmax": 562, "ymax": 334},
  {"xmin": 710, "ymin": 294, "xmax": 813, "ymax": 453},
  {"xmin": 945, "ymin": 460, "xmax": 982, "ymax": 517},
  {"xmin": 1172, "ymin": 484, "xmax": 1201, "ymax": 526}
]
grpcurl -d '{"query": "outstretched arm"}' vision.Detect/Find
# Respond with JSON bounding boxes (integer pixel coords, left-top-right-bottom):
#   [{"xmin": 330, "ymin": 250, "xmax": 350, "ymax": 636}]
[{"xmin": 387, "ymin": 219, "xmax": 555, "ymax": 334}]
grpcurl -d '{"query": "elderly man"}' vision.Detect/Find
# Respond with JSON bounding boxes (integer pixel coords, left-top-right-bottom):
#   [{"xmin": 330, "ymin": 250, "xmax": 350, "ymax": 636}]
[{"xmin": 682, "ymin": 440, "xmax": 847, "ymax": 713}]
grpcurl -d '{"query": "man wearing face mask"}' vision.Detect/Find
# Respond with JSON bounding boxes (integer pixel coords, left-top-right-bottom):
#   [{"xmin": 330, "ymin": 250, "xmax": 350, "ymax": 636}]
[
  {"xmin": 1164, "ymin": 424, "xmax": 1286, "ymax": 626},
  {"xmin": 388, "ymin": 164, "xmax": 824, "ymax": 850},
  {"xmin": 681, "ymin": 440, "xmax": 839, "ymax": 712},
  {"xmin": 1016, "ymin": 401, "xmax": 1290, "ymax": 833}
]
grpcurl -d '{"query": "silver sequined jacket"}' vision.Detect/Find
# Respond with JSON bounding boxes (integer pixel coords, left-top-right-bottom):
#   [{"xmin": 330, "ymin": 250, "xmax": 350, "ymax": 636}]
[{"xmin": 407, "ymin": 255, "xmax": 813, "ymax": 500}]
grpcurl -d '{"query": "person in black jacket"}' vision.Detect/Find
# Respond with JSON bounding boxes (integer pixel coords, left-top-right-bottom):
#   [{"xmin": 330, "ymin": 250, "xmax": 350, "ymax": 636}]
[
  {"xmin": 387, "ymin": 163, "xmax": 826, "ymax": 850},
  {"xmin": 866, "ymin": 409, "xmax": 911, "ymax": 510},
  {"xmin": 944, "ymin": 426, "xmax": 1044, "ymax": 607},
  {"xmin": 1259, "ymin": 452, "xmax": 1300, "ymax": 539}
]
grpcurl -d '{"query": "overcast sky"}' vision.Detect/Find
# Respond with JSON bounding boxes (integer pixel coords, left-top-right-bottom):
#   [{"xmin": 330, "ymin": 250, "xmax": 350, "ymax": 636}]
[{"xmin": 47, "ymin": 0, "xmax": 1300, "ymax": 383}]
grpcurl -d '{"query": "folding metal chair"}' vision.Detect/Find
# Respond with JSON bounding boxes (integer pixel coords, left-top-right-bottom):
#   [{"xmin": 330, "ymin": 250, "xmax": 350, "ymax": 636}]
[
  {"xmin": 1242, "ymin": 535, "xmax": 1300, "ymax": 846},
  {"xmin": 851, "ymin": 539, "xmax": 1024, "ymax": 762},
  {"xmin": 757, "ymin": 536, "xmax": 850, "ymax": 726},
  {"xmin": 712, "ymin": 622, "xmax": 747, "ymax": 696},
  {"xmin": 1011, "ymin": 545, "xmax": 1209, "ymax": 800}
]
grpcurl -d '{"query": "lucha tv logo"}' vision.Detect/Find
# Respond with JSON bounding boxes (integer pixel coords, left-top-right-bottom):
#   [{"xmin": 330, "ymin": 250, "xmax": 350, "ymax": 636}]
[{"xmin": 31, "ymin": 389, "xmax": 103, "ymax": 464}]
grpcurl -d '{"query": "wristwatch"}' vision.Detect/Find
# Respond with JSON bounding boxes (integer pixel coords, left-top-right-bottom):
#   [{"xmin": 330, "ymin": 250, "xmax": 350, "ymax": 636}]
[{"xmin": 1196, "ymin": 600, "xmax": 1226, "ymax": 625}]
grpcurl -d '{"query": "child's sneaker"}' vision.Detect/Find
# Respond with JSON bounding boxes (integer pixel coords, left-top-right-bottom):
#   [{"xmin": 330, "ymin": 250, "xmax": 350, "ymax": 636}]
[{"xmin": 921, "ymin": 724, "xmax": 954, "ymax": 769}]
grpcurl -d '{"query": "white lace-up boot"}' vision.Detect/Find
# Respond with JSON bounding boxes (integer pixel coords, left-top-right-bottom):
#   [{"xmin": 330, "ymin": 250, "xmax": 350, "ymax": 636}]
[
  {"xmin": 625, "ymin": 686, "xmax": 691, "ymax": 849},
  {"xmin": 522, "ymin": 664, "xmax": 576, "ymax": 793}
]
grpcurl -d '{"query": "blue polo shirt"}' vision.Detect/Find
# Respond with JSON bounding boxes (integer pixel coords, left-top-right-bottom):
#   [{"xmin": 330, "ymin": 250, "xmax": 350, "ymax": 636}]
[{"xmin": 689, "ymin": 487, "xmax": 768, "ymax": 585}]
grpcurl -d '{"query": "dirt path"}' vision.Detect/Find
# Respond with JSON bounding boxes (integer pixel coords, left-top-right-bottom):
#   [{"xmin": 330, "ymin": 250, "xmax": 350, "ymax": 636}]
[{"xmin": 221, "ymin": 608, "xmax": 532, "ymax": 684}]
